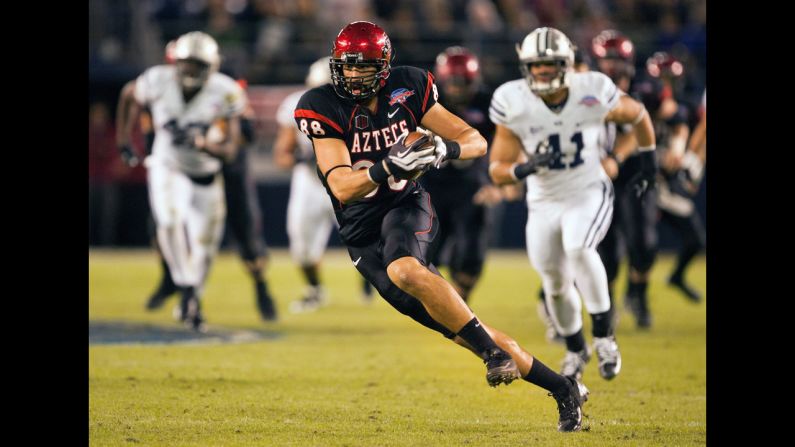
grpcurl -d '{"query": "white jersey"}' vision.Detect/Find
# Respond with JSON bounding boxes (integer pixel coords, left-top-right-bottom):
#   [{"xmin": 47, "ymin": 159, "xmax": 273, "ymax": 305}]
[
  {"xmin": 276, "ymin": 89, "xmax": 316, "ymax": 164},
  {"xmin": 490, "ymin": 71, "xmax": 622, "ymax": 202},
  {"xmin": 135, "ymin": 65, "xmax": 247, "ymax": 176}
]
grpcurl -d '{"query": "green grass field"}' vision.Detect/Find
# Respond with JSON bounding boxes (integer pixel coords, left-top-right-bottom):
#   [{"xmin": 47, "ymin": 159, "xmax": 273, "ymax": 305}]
[{"xmin": 89, "ymin": 249, "xmax": 706, "ymax": 446}]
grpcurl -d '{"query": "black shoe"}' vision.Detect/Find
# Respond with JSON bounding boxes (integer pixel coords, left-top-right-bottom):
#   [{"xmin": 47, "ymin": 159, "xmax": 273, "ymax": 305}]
[
  {"xmin": 256, "ymin": 282, "xmax": 277, "ymax": 321},
  {"xmin": 624, "ymin": 293, "xmax": 638, "ymax": 314},
  {"xmin": 627, "ymin": 293, "xmax": 652, "ymax": 329},
  {"xmin": 179, "ymin": 291, "xmax": 206, "ymax": 333},
  {"xmin": 549, "ymin": 376, "xmax": 589, "ymax": 432},
  {"xmin": 483, "ymin": 348, "xmax": 521, "ymax": 387},
  {"xmin": 668, "ymin": 275, "xmax": 702, "ymax": 303},
  {"xmin": 185, "ymin": 306, "xmax": 206, "ymax": 333},
  {"xmin": 636, "ymin": 310, "xmax": 652, "ymax": 329},
  {"xmin": 635, "ymin": 300, "xmax": 652, "ymax": 329},
  {"xmin": 145, "ymin": 281, "xmax": 179, "ymax": 311}
]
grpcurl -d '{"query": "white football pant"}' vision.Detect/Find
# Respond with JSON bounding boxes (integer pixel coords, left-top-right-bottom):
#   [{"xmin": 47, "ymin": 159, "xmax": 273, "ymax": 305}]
[
  {"xmin": 147, "ymin": 161, "xmax": 226, "ymax": 296},
  {"xmin": 286, "ymin": 163, "xmax": 337, "ymax": 265},
  {"xmin": 525, "ymin": 179, "xmax": 614, "ymax": 336}
]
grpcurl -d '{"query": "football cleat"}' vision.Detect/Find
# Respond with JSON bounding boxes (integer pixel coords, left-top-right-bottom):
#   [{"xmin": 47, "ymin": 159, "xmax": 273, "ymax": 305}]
[
  {"xmin": 549, "ymin": 376, "xmax": 589, "ymax": 432},
  {"xmin": 593, "ymin": 336, "xmax": 622, "ymax": 380},
  {"xmin": 560, "ymin": 348, "xmax": 591, "ymax": 380},
  {"xmin": 256, "ymin": 282, "xmax": 278, "ymax": 321},
  {"xmin": 484, "ymin": 348, "xmax": 522, "ymax": 387},
  {"xmin": 668, "ymin": 275, "xmax": 702, "ymax": 303}
]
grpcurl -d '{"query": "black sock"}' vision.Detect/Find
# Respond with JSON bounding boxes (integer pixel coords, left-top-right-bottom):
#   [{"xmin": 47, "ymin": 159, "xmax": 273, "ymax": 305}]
[
  {"xmin": 673, "ymin": 241, "xmax": 700, "ymax": 280},
  {"xmin": 301, "ymin": 265, "xmax": 320, "ymax": 287},
  {"xmin": 564, "ymin": 329, "xmax": 586, "ymax": 353},
  {"xmin": 255, "ymin": 278, "xmax": 269, "ymax": 295},
  {"xmin": 626, "ymin": 280, "xmax": 638, "ymax": 298},
  {"xmin": 523, "ymin": 357, "xmax": 570, "ymax": 393},
  {"xmin": 635, "ymin": 280, "xmax": 648, "ymax": 300},
  {"xmin": 158, "ymin": 258, "xmax": 176, "ymax": 291},
  {"xmin": 591, "ymin": 310, "xmax": 612, "ymax": 337},
  {"xmin": 456, "ymin": 317, "xmax": 499, "ymax": 357}
]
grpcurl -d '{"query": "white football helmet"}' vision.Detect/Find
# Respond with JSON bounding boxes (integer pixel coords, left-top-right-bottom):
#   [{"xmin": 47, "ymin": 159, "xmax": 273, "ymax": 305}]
[
  {"xmin": 305, "ymin": 57, "xmax": 332, "ymax": 88},
  {"xmin": 515, "ymin": 27, "xmax": 576, "ymax": 95},
  {"xmin": 173, "ymin": 31, "xmax": 221, "ymax": 90}
]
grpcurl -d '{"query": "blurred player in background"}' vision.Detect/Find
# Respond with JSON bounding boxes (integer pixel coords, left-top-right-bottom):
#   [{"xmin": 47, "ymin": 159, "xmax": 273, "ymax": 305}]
[
  {"xmin": 116, "ymin": 31, "xmax": 246, "ymax": 331},
  {"xmin": 421, "ymin": 46, "xmax": 501, "ymax": 303},
  {"xmin": 220, "ymin": 89, "xmax": 278, "ymax": 322},
  {"xmin": 296, "ymin": 21, "xmax": 589, "ymax": 432},
  {"xmin": 589, "ymin": 30, "xmax": 660, "ymax": 331},
  {"xmin": 133, "ymin": 40, "xmax": 278, "ymax": 323},
  {"xmin": 489, "ymin": 27, "xmax": 657, "ymax": 381},
  {"xmin": 640, "ymin": 53, "xmax": 705, "ymax": 308},
  {"xmin": 275, "ymin": 56, "xmax": 374, "ymax": 313}
]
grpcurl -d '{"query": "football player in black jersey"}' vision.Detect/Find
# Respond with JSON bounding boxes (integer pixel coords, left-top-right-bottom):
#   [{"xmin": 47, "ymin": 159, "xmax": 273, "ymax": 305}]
[
  {"xmin": 590, "ymin": 30, "xmax": 659, "ymax": 329},
  {"xmin": 420, "ymin": 46, "xmax": 501, "ymax": 303},
  {"xmin": 643, "ymin": 53, "xmax": 705, "ymax": 306},
  {"xmin": 294, "ymin": 21, "xmax": 588, "ymax": 432}
]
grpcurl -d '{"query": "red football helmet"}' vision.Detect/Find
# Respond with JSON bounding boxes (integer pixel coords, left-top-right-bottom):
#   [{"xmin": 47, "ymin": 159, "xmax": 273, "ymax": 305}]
[
  {"xmin": 646, "ymin": 51, "xmax": 684, "ymax": 79},
  {"xmin": 591, "ymin": 30, "xmax": 635, "ymax": 81},
  {"xmin": 330, "ymin": 21, "xmax": 393, "ymax": 101},
  {"xmin": 434, "ymin": 46, "xmax": 481, "ymax": 105}
]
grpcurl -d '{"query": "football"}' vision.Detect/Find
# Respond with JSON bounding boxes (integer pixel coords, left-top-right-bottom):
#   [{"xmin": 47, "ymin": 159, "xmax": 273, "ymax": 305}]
[
  {"xmin": 401, "ymin": 130, "xmax": 436, "ymax": 180},
  {"xmin": 206, "ymin": 118, "xmax": 228, "ymax": 145}
]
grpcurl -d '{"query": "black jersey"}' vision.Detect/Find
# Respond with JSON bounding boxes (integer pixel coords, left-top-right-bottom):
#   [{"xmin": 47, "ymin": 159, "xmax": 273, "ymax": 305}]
[
  {"xmin": 421, "ymin": 89, "xmax": 494, "ymax": 199},
  {"xmin": 294, "ymin": 66, "xmax": 439, "ymax": 246}
]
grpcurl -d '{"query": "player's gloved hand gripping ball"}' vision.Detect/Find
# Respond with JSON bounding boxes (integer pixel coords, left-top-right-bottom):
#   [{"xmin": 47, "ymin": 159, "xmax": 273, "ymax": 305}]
[{"xmin": 386, "ymin": 131, "xmax": 437, "ymax": 180}]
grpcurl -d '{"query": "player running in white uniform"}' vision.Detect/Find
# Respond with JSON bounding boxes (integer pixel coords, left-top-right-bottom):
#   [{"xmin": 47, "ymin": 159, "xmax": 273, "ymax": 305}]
[
  {"xmin": 488, "ymin": 27, "xmax": 657, "ymax": 381},
  {"xmin": 116, "ymin": 31, "xmax": 247, "ymax": 331}
]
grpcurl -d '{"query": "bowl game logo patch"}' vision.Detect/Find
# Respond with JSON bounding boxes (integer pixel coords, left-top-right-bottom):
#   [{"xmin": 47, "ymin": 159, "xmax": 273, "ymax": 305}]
[
  {"xmin": 579, "ymin": 95, "xmax": 600, "ymax": 107},
  {"xmin": 389, "ymin": 88, "xmax": 415, "ymax": 106}
]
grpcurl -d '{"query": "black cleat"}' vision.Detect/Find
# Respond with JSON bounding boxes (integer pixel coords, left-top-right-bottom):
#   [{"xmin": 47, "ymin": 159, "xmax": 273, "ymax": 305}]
[
  {"xmin": 483, "ymin": 348, "xmax": 521, "ymax": 387},
  {"xmin": 668, "ymin": 275, "xmax": 702, "ymax": 303},
  {"xmin": 636, "ymin": 310, "xmax": 652, "ymax": 329},
  {"xmin": 179, "ymin": 291, "xmax": 206, "ymax": 333},
  {"xmin": 256, "ymin": 282, "xmax": 278, "ymax": 321},
  {"xmin": 626, "ymin": 293, "xmax": 652, "ymax": 329},
  {"xmin": 549, "ymin": 376, "xmax": 589, "ymax": 432},
  {"xmin": 185, "ymin": 306, "xmax": 206, "ymax": 333},
  {"xmin": 145, "ymin": 284, "xmax": 179, "ymax": 311}
]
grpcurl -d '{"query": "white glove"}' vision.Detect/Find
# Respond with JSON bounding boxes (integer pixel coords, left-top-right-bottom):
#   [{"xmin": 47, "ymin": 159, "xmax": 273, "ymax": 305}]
[
  {"xmin": 681, "ymin": 151, "xmax": 704, "ymax": 183},
  {"xmin": 388, "ymin": 133, "xmax": 436, "ymax": 172},
  {"xmin": 432, "ymin": 135, "xmax": 448, "ymax": 168}
]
